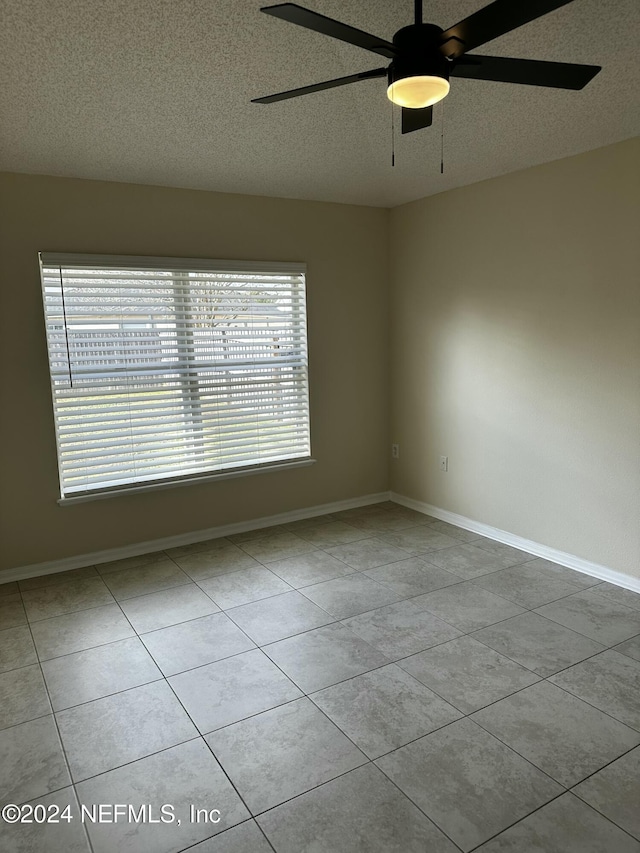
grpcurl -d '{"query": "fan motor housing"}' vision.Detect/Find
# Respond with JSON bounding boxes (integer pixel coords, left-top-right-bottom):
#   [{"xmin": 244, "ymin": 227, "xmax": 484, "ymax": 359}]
[{"xmin": 389, "ymin": 23, "xmax": 450, "ymax": 84}]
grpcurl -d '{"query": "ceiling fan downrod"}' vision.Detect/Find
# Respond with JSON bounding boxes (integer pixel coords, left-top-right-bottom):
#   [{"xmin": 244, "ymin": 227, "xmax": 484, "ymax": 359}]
[{"xmin": 415, "ymin": 0, "xmax": 423, "ymax": 26}]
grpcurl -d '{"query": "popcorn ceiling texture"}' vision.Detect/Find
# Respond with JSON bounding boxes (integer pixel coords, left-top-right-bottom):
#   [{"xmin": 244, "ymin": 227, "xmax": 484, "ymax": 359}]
[{"xmin": 1, "ymin": 0, "xmax": 638, "ymax": 207}]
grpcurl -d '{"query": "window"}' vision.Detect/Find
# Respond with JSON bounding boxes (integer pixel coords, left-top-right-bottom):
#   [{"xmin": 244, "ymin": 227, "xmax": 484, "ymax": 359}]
[{"xmin": 40, "ymin": 254, "xmax": 312, "ymax": 501}]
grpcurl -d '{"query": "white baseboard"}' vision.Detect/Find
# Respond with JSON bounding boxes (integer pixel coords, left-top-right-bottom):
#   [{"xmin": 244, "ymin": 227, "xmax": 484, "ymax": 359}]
[
  {"xmin": 0, "ymin": 492, "xmax": 391, "ymax": 584},
  {"xmin": 4, "ymin": 490, "xmax": 638, "ymax": 596},
  {"xmin": 391, "ymin": 492, "xmax": 640, "ymax": 594}
]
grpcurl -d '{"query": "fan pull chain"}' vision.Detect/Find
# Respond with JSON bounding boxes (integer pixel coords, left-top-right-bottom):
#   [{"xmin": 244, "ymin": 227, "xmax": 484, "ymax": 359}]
[
  {"xmin": 391, "ymin": 99, "xmax": 396, "ymax": 167},
  {"xmin": 59, "ymin": 267, "xmax": 74, "ymax": 388},
  {"xmin": 440, "ymin": 99, "xmax": 445, "ymax": 174}
]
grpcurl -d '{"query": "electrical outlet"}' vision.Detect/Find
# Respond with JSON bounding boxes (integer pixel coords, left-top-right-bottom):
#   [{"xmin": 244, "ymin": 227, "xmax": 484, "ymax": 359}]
[
  {"xmin": 439, "ymin": 455, "xmax": 449, "ymax": 472},
  {"xmin": 391, "ymin": 444, "xmax": 400, "ymax": 459}
]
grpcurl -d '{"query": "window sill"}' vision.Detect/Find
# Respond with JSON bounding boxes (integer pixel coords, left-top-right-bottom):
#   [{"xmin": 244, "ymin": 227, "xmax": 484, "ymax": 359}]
[{"xmin": 57, "ymin": 458, "xmax": 316, "ymax": 505}]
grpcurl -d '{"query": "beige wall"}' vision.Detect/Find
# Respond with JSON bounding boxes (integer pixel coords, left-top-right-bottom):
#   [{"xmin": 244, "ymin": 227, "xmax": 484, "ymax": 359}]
[
  {"xmin": 0, "ymin": 174, "xmax": 390, "ymax": 570},
  {"xmin": 389, "ymin": 138, "xmax": 640, "ymax": 577}
]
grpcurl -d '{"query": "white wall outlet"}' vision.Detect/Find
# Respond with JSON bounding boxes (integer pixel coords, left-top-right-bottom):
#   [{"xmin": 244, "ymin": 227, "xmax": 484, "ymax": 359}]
[
  {"xmin": 439, "ymin": 455, "xmax": 449, "ymax": 472},
  {"xmin": 391, "ymin": 444, "xmax": 400, "ymax": 459}
]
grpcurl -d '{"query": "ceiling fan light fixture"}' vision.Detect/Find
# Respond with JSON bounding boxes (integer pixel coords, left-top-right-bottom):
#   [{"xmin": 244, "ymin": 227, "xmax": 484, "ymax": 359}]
[{"xmin": 387, "ymin": 74, "xmax": 450, "ymax": 109}]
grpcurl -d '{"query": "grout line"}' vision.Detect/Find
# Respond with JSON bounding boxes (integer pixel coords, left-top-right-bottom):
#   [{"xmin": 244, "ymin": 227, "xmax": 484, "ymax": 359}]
[
  {"xmin": 566, "ymin": 740, "xmax": 640, "ymax": 792},
  {"xmin": 369, "ymin": 751, "xmax": 468, "ymax": 852},
  {"xmin": 461, "ymin": 787, "xmax": 569, "ymax": 853},
  {"xmin": 543, "ymin": 675, "xmax": 640, "ymax": 735},
  {"xmin": 530, "ymin": 607, "xmax": 639, "ymax": 646},
  {"xmin": 467, "ymin": 703, "xmax": 630, "ymax": 794},
  {"xmin": 464, "ymin": 745, "xmax": 640, "ymax": 852},
  {"xmin": 70, "ymin": 734, "xmax": 201, "ymax": 787},
  {"xmin": 16, "ymin": 566, "xmax": 100, "ymax": 593},
  {"xmin": 176, "ymin": 817, "xmax": 279, "ymax": 853},
  {"xmin": 23, "ymin": 597, "xmax": 113, "ymax": 625}
]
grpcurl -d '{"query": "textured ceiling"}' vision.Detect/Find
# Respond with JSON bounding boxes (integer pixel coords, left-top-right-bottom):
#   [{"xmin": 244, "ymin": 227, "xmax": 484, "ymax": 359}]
[{"xmin": 1, "ymin": 0, "xmax": 638, "ymax": 207}]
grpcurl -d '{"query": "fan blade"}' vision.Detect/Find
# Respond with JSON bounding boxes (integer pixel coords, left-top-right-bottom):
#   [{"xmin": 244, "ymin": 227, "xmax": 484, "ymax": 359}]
[
  {"xmin": 261, "ymin": 3, "xmax": 396, "ymax": 58},
  {"xmin": 450, "ymin": 55, "xmax": 601, "ymax": 89},
  {"xmin": 402, "ymin": 105, "xmax": 433, "ymax": 134},
  {"xmin": 252, "ymin": 68, "xmax": 387, "ymax": 104},
  {"xmin": 440, "ymin": 0, "xmax": 577, "ymax": 58}
]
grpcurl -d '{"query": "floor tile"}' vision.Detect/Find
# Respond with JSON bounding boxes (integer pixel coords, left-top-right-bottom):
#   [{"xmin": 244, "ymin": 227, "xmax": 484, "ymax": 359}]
[
  {"xmin": 0, "ymin": 594, "xmax": 27, "ymax": 628},
  {"xmin": 165, "ymin": 535, "xmax": 233, "ymax": 559},
  {"xmin": 0, "ymin": 715, "xmax": 71, "ymax": 804},
  {"xmin": 198, "ymin": 566, "xmax": 291, "ymax": 609},
  {"xmin": 0, "ymin": 581, "xmax": 19, "ymax": 598},
  {"xmin": 573, "ymin": 747, "xmax": 640, "ymax": 841},
  {"xmin": 41, "ymin": 636, "xmax": 161, "ymax": 710},
  {"xmin": 376, "ymin": 717, "xmax": 561, "ymax": 853},
  {"xmin": 225, "ymin": 591, "xmax": 333, "ymax": 645},
  {"xmin": 238, "ymin": 530, "xmax": 317, "ymax": 563},
  {"xmin": 101, "ymin": 559, "xmax": 191, "ymax": 601},
  {"xmin": 471, "ymin": 537, "xmax": 534, "ymax": 565},
  {"xmin": 475, "ymin": 564, "xmax": 584, "ymax": 608},
  {"xmin": 472, "ymin": 680, "xmax": 640, "ymax": 786},
  {"xmin": 588, "ymin": 581, "xmax": 640, "ymax": 610},
  {"xmin": 346, "ymin": 509, "xmax": 431, "ymax": 533},
  {"xmin": 295, "ymin": 520, "xmax": 370, "ymax": 547},
  {"xmin": 0, "ymin": 787, "xmax": 91, "ymax": 853},
  {"xmin": 174, "ymin": 545, "xmax": 264, "ymax": 581},
  {"xmin": 0, "ymin": 625, "xmax": 37, "ymax": 672},
  {"xmin": 169, "ymin": 648, "xmax": 302, "ymax": 733},
  {"xmin": 311, "ymin": 664, "xmax": 461, "ymax": 758},
  {"xmin": 283, "ymin": 514, "xmax": 336, "ymax": 531},
  {"xmin": 332, "ymin": 504, "xmax": 395, "ymax": 523},
  {"xmin": 614, "ymin": 634, "xmax": 640, "ymax": 663},
  {"xmin": 263, "ymin": 622, "xmax": 388, "ymax": 693},
  {"xmin": 424, "ymin": 543, "xmax": 516, "ymax": 579},
  {"xmin": 267, "ymin": 550, "xmax": 354, "ymax": 588},
  {"xmin": 342, "ymin": 599, "xmax": 461, "ymax": 659},
  {"xmin": 6, "ymin": 510, "xmax": 638, "ymax": 853},
  {"xmin": 475, "ymin": 792, "xmax": 640, "ymax": 852},
  {"xmin": 21, "ymin": 577, "xmax": 115, "ymax": 622},
  {"xmin": 258, "ymin": 763, "xmax": 458, "ymax": 853},
  {"xmin": 411, "ymin": 581, "xmax": 525, "ymax": 632},
  {"xmin": 549, "ymin": 649, "xmax": 640, "ymax": 730},
  {"xmin": 427, "ymin": 521, "xmax": 482, "ymax": 543},
  {"xmin": 206, "ymin": 697, "xmax": 367, "ymax": 814},
  {"xmin": 0, "ymin": 665, "xmax": 51, "ymax": 729},
  {"xmin": 324, "ymin": 538, "xmax": 411, "ymax": 571},
  {"xmin": 140, "ymin": 612, "xmax": 255, "ymax": 676},
  {"xmin": 76, "ymin": 739, "xmax": 250, "ymax": 853},
  {"xmin": 364, "ymin": 557, "xmax": 461, "ymax": 597},
  {"xmin": 118, "ymin": 583, "xmax": 220, "ymax": 633},
  {"xmin": 227, "ymin": 525, "xmax": 286, "ymax": 544},
  {"xmin": 18, "ymin": 566, "xmax": 99, "ymax": 592},
  {"xmin": 399, "ymin": 636, "xmax": 540, "ymax": 714},
  {"xmin": 521, "ymin": 558, "xmax": 601, "ymax": 589},
  {"xmin": 30, "ymin": 604, "xmax": 135, "ymax": 661},
  {"xmin": 381, "ymin": 504, "xmax": 436, "ymax": 525},
  {"xmin": 378, "ymin": 526, "xmax": 465, "ymax": 557},
  {"xmin": 300, "ymin": 574, "xmax": 402, "ymax": 619},
  {"xmin": 472, "ymin": 611, "xmax": 605, "ymax": 677},
  {"xmin": 96, "ymin": 550, "xmax": 168, "ymax": 575},
  {"xmin": 189, "ymin": 820, "xmax": 273, "ymax": 852},
  {"xmin": 535, "ymin": 590, "xmax": 640, "ymax": 646},
  {"xmin": 57, "ymin": 680, "xmax": 198, "ymax": 781}
]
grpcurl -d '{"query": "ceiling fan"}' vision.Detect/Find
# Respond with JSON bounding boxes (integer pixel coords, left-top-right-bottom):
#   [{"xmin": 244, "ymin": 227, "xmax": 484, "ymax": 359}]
[{"xmin": 252, "ymin": 0, "xmax": 601, "ymax": 134}]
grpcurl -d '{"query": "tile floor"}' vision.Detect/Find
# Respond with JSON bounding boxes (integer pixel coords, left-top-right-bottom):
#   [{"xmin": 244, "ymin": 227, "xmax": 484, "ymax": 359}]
[{"xmin": 1, "ymin": 501, "xmax": 639, "ymax": 852}]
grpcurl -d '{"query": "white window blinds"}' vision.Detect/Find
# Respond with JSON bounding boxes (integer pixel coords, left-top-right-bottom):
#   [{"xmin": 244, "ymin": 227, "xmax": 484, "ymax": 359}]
[{"xmin": 40, "ymin": 254, "xmax": 311, "ymax": 500}]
